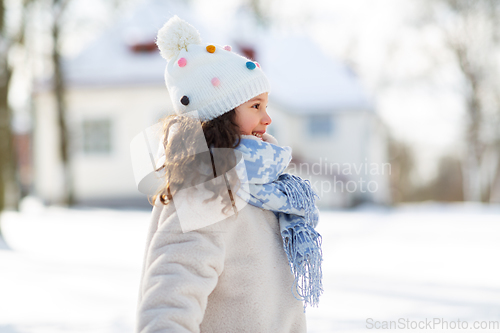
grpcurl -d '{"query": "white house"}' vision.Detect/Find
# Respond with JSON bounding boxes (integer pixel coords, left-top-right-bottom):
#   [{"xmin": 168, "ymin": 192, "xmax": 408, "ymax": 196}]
[
  {"xmin": 33, "ymin": 0, "xmax": 190, "ymax": 208},
  {"xmin": 33, "ymin": 0, "xmax": 391, "ymax": 208},
  {"xmin": 253, "ymin": 34, "xmax": 391, "ymax": 207}
]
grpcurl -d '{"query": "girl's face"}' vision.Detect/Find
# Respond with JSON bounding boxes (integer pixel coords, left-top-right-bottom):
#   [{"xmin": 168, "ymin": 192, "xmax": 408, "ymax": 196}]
[{"xmin": 234, "ymin": 92, "xmax": 271, "ymax": 139}]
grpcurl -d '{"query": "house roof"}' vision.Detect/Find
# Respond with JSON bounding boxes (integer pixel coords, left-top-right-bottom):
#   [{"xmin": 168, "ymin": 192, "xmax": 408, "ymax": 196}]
[
  {"xmin": 257, "ymin": 34, "xmax": 373, "ymax": 113},
  {"xmin": 62, "ymin": 0, "xmax": 373, "ymax": 113},
  {"xmin": 62, "ymin": 0, "xmax": 211, "ymax": 87},
  {"xmin": 218, "ymin": 8, "xmax": 373, "ymax": 113}
]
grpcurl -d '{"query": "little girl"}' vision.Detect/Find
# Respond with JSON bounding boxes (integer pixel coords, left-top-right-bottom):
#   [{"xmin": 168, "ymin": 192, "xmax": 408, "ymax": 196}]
[{"xmin": 136, "ymin": 15, "xmax": 323, "ymax": 333}]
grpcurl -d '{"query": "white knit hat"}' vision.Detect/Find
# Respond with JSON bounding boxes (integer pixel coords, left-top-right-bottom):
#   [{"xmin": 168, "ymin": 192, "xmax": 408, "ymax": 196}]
[{"xmin": 156, "ymin": 15, "xmax": 271, "ymax": 121}]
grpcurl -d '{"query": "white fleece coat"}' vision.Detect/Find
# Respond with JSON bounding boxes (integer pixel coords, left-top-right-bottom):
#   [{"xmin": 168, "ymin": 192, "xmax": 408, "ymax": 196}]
[{"xmin": 136, "ymin": 134, "xmax": 307, "ymax": 333}]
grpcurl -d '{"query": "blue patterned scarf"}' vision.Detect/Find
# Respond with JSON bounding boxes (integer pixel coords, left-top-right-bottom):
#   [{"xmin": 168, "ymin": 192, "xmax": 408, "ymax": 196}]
[{"xmin": 230, "ymin": 136, "xmax": 323, "ymax": 311}]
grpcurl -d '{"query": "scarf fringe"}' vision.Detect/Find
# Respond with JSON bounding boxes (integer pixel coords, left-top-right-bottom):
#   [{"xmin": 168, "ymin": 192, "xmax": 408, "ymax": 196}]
[
  {"xmin": 276, "ymin": 174, "xmax": 319, "ymax": 226},
  {"xmin": 235, "ymin": 139, "xmax": 324, "ymax": 310},
  {"xmin": 281, "ymin": 221, "xmax": 323, "ymax": 311}
]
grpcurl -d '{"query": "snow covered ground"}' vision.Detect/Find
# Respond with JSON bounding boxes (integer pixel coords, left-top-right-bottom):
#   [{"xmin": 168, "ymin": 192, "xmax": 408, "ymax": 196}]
[{"xmin": 1, "ymin": 198, "xmax": 499, "ymax": 333}]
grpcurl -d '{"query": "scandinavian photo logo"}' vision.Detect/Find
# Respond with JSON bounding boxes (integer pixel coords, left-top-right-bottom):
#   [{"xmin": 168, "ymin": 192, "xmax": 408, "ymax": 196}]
[{"xmin": 284, "ymin": 157, "xmax": 392, "ymax": 197}]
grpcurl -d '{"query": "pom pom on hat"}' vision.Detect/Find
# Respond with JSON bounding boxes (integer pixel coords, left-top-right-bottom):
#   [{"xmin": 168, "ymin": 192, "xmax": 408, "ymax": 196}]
[{"xmin": 156, "ymin": 15, "xmax": 202, "ymax": 61}]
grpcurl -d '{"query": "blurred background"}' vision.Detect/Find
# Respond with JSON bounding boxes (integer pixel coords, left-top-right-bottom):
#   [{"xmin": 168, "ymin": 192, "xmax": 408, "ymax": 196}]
[{"xmin": 0, "ymin": 0, "xmax": 499, "ymax": 332}]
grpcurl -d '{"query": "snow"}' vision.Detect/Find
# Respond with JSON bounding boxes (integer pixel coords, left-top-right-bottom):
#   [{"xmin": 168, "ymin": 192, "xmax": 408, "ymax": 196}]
[
  {"xmin": 0, "ymin": 199, "xmax": 148, "ymax": 333},
  {"xmin": 1, "ymin": 199, "xmax": 499, "ymax": 332}
]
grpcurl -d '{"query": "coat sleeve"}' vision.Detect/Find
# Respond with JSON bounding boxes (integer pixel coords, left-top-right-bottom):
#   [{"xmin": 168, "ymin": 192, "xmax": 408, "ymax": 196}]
[{"xmin": 136, "ymin": 199, "xmax": 226, "ymax": 333}]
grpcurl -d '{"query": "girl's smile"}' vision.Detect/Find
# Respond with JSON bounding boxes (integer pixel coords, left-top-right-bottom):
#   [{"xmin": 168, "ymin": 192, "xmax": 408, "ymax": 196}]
[{"xmin": 235, "ymin": 92, "xmax": 271, "ymax": 139}]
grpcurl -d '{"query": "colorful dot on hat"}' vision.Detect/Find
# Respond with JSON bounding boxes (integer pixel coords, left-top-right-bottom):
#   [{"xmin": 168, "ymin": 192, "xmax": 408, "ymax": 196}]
[
  {"xmin": 206, "ymin": 45, "xmax": 216, "ymax": 53},
  {"xmin": 223, "ymin": 45, "xmax": 232, "ymax": 51},
  {"xmin": 180, "ymin": 95, "xmax": 190, "ymax": 106},
  {"xmin": 177, "ymin": 58, "xmax": 187, "ymax": 67},
  {"xmin": 211, "ymin": 77, "xmax": 220, "ymax": 87},
  {"xmin": 246, "ymin": 61, "xmax": 256, "ymax": 70},
  {"xmin": 255, "ymin": 62, "xmax": 260, "ymax": 68}
]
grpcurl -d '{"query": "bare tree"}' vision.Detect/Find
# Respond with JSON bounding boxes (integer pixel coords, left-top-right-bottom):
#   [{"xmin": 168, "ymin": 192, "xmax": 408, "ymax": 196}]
[
  {"xmin": 0, "ymin": 0, "xmax": 34, "ymax": 234},
  {"xmin": 387, "ymin": 135, "xmax": 417, "ymax": 203},
  {"xmin": 247, "ymin": 0, "xmax": 272, "ymax": 28},
  {"xmin": 1, "ymin": 0, "xmax": 140, "ymax": 220},
  {"xmin": 40, "ymin": 0, "xmax": 133, "ymax": 206},
  {"xmin": 422, "ymin": 0, "xmax": 500, "ymax": 202},
  {"xmin": 49, "ymin": 0, "xmax": 74, "ymax": 206},
  {"xmin": 0, "ymin": 0, "xmax": 16, "ymax": 220}
]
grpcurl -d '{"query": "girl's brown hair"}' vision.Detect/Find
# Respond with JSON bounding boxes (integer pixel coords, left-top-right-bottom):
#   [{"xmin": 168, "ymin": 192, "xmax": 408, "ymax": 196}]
[{"xmin": 149, "ymin": 109, "xmax": 243, "ymax": 214}]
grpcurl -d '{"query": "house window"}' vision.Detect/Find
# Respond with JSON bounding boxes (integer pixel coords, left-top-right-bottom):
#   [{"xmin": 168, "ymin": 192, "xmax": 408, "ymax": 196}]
[
  {"xmin": 308, "ymin": 114, "xmax": 332, "ymax": 137},
  {"xmin": 82, "ymin": 119, "xmax": 112, "ymax": 154}
]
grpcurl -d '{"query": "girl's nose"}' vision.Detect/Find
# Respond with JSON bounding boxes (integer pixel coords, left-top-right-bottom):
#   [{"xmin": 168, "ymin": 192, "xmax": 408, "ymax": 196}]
[{"xmin": 261, "ymin": 110, "xmax": 272, "ymax": 125}]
